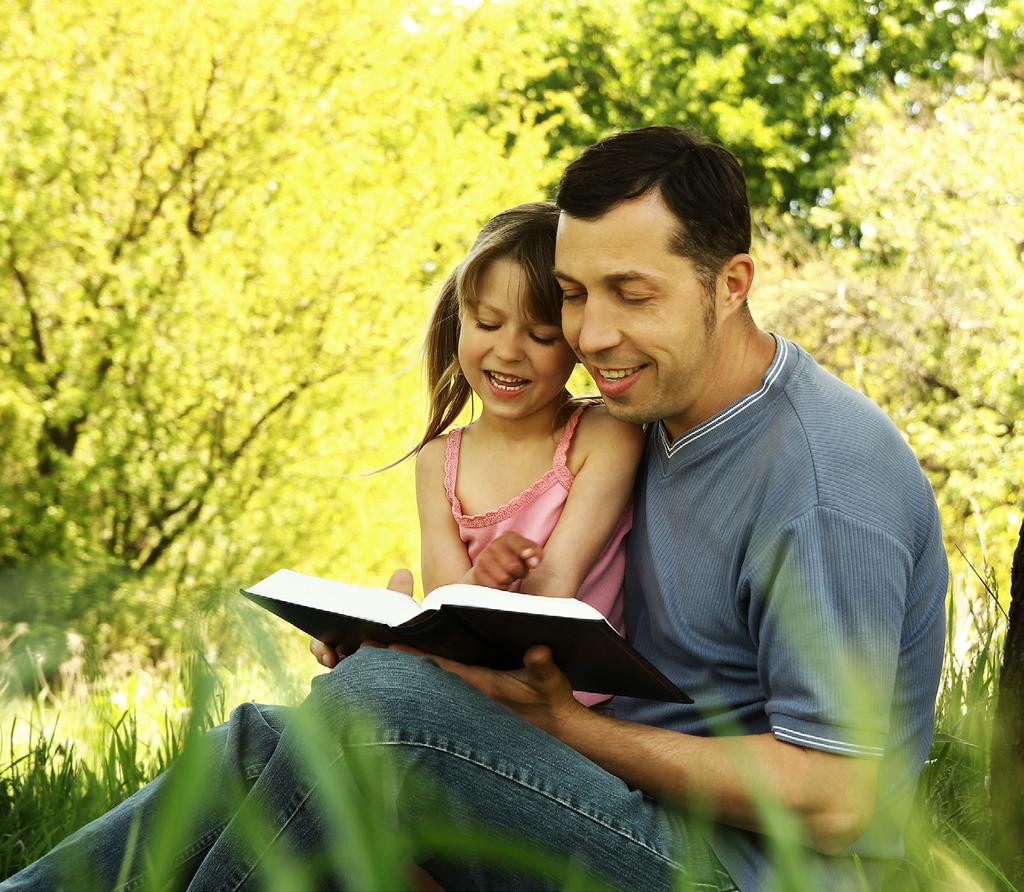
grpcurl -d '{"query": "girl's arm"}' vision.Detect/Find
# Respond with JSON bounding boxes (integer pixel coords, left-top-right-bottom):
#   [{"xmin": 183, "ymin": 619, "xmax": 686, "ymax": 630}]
[
  {"xmin": 416, "ymin": 437, "xmax": 472, "ymax": 595},
  {"xmin": 520, "ymin": 407, "xmax": 644, "ymax": 598}
]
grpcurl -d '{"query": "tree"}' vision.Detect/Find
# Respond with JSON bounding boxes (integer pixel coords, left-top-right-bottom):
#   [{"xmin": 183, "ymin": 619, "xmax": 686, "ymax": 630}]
[
  {"xmin": 0, "ymin": 0, "xmax": 557, "ymax": 590},
  {"xmin": 514, "ymin": 0, "xmax": 1023, "ymax": 209}
]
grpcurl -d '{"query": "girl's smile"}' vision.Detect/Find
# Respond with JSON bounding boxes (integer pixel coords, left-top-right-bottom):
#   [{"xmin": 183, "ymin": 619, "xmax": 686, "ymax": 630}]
[{"xmin": 484, "ymin": 370, "xmax": 531, "ymax": 397}]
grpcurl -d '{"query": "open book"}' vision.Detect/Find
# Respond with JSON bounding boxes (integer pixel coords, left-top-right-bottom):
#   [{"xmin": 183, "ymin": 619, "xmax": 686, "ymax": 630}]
[{"xmin": 243, "ymin": 569, "xmax": 690, "ymax": 703}]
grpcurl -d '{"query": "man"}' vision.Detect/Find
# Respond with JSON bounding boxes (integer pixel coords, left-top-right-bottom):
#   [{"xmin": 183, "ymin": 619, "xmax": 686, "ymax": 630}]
[{"xmin": 4, "ymin": 127, "xmax": 947, "ymax": 891}]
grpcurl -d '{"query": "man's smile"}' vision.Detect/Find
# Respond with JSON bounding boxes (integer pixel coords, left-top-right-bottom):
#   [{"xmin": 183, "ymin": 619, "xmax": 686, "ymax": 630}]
[
  {"xmin": 589, "ymin": 364, "xmax": 647, "ymax": 396},
  {"xmin": 595, "ymin": 365, "xmax": 644, "ymax": 381}
]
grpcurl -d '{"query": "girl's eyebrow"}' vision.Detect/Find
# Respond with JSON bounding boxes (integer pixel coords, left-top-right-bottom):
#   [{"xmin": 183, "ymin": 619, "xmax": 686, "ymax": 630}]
[{"xmin": 473, "ymin": 299, "xmax": 507, "ymax": 315}]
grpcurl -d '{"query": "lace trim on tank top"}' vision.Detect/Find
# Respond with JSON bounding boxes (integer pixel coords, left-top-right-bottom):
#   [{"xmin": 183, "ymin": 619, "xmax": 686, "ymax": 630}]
[{"xmin": 443, "ymin": 405, "xmax": 586, "ymax": 528}]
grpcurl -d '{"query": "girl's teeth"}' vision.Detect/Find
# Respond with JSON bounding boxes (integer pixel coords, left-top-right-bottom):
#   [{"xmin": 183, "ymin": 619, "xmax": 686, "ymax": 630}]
[{"xmin": 489, "ymin": 372, "xmax": 527, "ymax": 389}]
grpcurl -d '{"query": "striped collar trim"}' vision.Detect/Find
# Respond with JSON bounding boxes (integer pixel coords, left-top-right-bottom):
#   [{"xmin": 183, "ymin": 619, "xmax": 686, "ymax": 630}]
[{"xmin": 659, "ymin": 334, "xmax": 789, "ymax": 458}]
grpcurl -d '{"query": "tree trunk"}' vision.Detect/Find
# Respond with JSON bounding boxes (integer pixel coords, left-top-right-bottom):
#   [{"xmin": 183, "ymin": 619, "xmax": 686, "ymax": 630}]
[{"xmin": 991, "ymin": 518, "xmax": 1024, "ymax": 886}]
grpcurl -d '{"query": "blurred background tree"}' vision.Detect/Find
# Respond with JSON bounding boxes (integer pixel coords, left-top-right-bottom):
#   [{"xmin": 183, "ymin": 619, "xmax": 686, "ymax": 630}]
[
  {"xmin": 756, "ymin": 77, "xmax": 1023, "ymax": 639},
  {"xmin": 0, "ymin": 0, "xmax": 563, "ymax": 676},
  {"xmin": 519, "ymin": 0, "xmax": 1024, "ymax": 209},
  {"xmin": 0, "ymin": 0, "xmax": 557, "ymax": 593}
]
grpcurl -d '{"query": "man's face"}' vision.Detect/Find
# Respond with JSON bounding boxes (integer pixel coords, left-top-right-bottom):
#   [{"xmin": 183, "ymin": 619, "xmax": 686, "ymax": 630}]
[{"xmin": 554, "ymin": 191, "xmax": 728, "ymax": 438}]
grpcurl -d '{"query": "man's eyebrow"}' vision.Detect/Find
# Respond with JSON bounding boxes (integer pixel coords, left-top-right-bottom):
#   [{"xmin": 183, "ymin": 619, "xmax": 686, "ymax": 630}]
[
  {"xmin": 552, "ymin": 268, "xmax": 664, "ymax": 287},
  {"xmin": 604, "ymin": 271, "xmax": 664, "ymax": 286},
  {"xmin": 551, "ymin": 268, "xmax": 580, "ymax": 284}
]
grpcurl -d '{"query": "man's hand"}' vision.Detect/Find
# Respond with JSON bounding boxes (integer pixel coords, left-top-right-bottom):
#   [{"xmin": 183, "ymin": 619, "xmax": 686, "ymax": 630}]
[
  {"xmin": 392, "ymin": 642, "xmax": 584, "ymax": 736},
  {"xmin": 463, "ymin": 532, "xmax": 542, "ymax": 590},
  {"xmin": 309, "ymin": 568, "xmax": 415, "ymax": 669}
]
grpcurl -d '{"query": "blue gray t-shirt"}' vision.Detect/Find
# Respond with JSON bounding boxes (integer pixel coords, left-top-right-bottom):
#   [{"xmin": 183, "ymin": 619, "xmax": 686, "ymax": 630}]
[{"xmin": 616, "ymin": 335, "xmax": 947, "ymax": 890}]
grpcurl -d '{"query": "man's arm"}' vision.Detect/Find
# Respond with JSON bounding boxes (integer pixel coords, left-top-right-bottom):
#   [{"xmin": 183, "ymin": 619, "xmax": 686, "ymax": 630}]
[
  {"xmin": 552, "ymin": 701, "xmax": 878, "ymax": 854},
  {"xmin": 411, "ymin": 644, "xmax": 879, "ymax": 855}
]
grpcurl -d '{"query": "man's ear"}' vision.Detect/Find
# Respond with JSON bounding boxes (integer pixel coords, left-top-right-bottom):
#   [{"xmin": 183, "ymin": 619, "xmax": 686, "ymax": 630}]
[{"xmin": 718, "ymin": 254, "xmax": 755, "ymax": 318}]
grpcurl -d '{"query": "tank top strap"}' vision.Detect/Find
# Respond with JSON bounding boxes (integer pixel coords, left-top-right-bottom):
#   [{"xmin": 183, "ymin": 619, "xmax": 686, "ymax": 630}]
[
  {"xmin": 443, "ymin": 427, "xmax": 464, "ymax": 507},
  {"xmin": 553, "ymin": 405, "xmax": 588, "ymax": 478}
]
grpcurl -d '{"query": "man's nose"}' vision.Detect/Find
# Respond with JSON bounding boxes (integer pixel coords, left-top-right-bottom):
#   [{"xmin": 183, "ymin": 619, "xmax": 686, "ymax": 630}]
[{"xmin": 573, "ymin": 299, "xmax": 622, "ymax": 357}]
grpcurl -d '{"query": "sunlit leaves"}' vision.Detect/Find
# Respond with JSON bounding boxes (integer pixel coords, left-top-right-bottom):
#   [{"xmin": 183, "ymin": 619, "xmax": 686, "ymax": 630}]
[
  {"xmin": 517, "ymin": 0, "xmax": 1015, "ymax": 208},
  {"xmin": 0, "ymin": 0, "xmax": 556, "ymax": 584}
]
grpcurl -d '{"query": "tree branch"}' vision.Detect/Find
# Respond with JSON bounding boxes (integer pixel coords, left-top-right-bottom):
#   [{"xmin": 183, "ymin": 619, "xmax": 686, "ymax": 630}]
[
  {"xmin": 134, "ymin": 368, "xmax": 346, "ymax": 569},
  {"xmin": 10, "ymin": 261, "xmax": 46, "ymax": 368},
  {"xmin": 915, "ymin": 367, "xmax": 1015, "ymax": 435}
]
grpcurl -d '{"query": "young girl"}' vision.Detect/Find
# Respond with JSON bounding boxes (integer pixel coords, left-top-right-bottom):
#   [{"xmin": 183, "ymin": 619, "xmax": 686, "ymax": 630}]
[{"xmin": 413, "ymin": 202, "xmax": 644, "ymax": 706}]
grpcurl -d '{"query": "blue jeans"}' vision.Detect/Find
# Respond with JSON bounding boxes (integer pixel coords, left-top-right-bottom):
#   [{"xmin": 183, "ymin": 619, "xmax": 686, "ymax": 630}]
[{"xmin": 2, "ymin": 648, "xmax": 735, "ymax": 891}]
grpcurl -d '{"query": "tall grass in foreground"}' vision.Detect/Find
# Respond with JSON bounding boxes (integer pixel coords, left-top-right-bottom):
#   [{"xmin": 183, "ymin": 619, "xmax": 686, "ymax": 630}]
[
  {"xmin": 0, "ymin": 662, "xmax": 621, "ymax": 890},
  {"xmin": 894, "ymin": 588, "xmax": 1013, "ymax": 892},
  {"xmin": 1, "ymin": 588, "xmax": 1015, "ymax": 890},
  {"xmin": 2, "ymin": 646, "xmax": 1013, "ymax": 891}
]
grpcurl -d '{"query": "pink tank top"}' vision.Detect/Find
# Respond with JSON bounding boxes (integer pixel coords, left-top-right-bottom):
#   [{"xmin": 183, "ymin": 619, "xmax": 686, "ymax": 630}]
[{"xmin": 444, "ymin": 406, "xmax": 631, "ymax": 707}]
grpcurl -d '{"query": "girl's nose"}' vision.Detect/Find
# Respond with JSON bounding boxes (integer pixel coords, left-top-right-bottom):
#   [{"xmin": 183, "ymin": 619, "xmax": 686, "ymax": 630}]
[{"xmin": 493, "ymin": 328, "xmax": 526, "ymax": 362}]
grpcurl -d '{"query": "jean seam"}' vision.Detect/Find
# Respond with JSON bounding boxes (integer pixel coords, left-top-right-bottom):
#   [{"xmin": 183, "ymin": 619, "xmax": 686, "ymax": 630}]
[
  {"xmin": 251, "ymin": 703, "xmax": 283, "ymax": 731},
  {"xmin": 226, "ymin": 752, "xmax": 345, "ymax": 892},
  {"xmin": 357, "ymin": 738, "xmax": 683, "ymax": 871},
  {"xmin": 119, "ymin": 822, "xmax": 227, "ymax": 892}
]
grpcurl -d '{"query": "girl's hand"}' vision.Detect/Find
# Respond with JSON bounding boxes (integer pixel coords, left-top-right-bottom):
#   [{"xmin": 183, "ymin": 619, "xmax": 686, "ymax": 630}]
[{"xmin": 465, "ymin": 532, "xmax": 542, "ymax": 590}]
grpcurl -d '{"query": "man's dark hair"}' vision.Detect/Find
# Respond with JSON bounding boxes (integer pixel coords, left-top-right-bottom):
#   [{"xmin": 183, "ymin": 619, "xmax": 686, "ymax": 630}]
[{"xmin": 556, "ymin": 126, "xmax": 751, "ymax": 295}]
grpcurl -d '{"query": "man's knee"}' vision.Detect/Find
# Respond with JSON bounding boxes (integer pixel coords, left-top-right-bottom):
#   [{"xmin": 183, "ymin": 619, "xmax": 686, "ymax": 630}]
[{"xmin": 309, "ymin": 647, "xmax": 463, "ymax": 734}]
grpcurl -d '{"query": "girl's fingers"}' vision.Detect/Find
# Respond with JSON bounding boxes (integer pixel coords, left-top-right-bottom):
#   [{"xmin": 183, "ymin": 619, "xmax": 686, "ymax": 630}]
[
  {"xmin": 310, "ymin": 637, "xmax": 339, "ymax": 668},
  {"xmin": 474, "ymin": 533, "xmax": 542, "ymax": 589}
]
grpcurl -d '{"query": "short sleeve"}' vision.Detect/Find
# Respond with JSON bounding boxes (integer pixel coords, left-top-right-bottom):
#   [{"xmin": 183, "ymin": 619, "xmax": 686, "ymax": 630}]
[{"xmin": 744, "ymin": 506, "xmax": 914, "ymax": 759}]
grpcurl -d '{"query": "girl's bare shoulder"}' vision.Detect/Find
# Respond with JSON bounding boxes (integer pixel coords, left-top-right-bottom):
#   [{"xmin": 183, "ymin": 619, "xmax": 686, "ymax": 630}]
[
  {"xmin": 569, "ymin": 404, "xmax": 645, "ymax": 470},
  {"xmin": 575, "ymin": 403, "xmax": 644, "ymax": 442},
  {"xmin": 415, "ymin": 434, "xmax": 449, "ymax": 478}
]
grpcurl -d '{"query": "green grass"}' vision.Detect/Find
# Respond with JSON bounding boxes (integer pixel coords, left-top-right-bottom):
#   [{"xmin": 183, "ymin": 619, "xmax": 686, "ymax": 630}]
[
  {"xmin": 0, "ymin": 672, "xmax": 622, "ymax": 890},
  {"xmin": 0, "ymin": 582, "xmax": 1016, "ymax": 890}
]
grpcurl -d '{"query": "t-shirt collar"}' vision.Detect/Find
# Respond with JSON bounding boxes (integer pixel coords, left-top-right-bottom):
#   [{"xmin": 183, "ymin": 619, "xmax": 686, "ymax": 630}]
[{"xmin": 658, "ymin": 333, "xmax": 792, "ymax": 459}]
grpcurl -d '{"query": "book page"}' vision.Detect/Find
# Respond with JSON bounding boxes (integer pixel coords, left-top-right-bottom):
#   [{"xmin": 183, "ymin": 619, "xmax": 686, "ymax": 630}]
[
  {"xmin": 422, "ymin": 583, "xmax": 605, "ymax": 622},
  {"xmin": 245, "ymin": 569, "xmax": 423, "ymax": 627}
]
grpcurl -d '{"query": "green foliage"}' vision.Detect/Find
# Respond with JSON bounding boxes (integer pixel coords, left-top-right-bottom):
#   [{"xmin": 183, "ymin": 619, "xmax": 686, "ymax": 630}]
[
  {"xmin": 2, "ymin": 0, "xmax": 1019, "ymax": 629},
  {"xmin": 0, "ymin": 698, "xmax": 213, "ymax": 881},
  {"xmin": 1, "ymin": 3, "xmax": 1021, "ymax": 887},
  {"xmin": 0, "ymin": 673, "xmax": 622, "ymax": 890},
  {"xmin": 512, "ymin": 0, "xmax": 1023, "ymax": 209},
  {"xmin": 0, "ymin": 0, "xmax": 558, "ymax": 590},
  {"xmin": 0, "ymin": 560, "xmax": 138, "ymax": 695},
  {"xmin": 890, "ymin": 594, "xmax": 1009, "ymax": 891},
  {"xmin": 1, "ymin": 605, "xmax": 1015, "ymax": 889}
]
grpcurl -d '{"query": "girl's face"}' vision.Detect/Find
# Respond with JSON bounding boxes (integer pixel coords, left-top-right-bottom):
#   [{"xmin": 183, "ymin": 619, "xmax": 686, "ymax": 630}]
[{"xmin": 458, "ymin": 257, "xmax": 577, "ymax": 424}]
